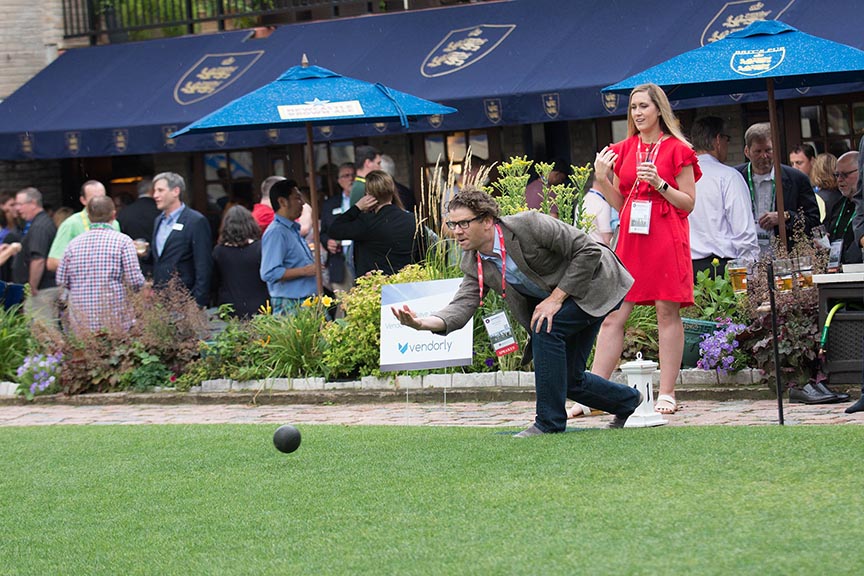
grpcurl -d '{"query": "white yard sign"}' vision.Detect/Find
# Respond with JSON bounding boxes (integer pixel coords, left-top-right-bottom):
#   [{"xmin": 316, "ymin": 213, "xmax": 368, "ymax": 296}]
[{"xmin": 380, "ymin": 278, "xmax": 473, "ymax": 372}]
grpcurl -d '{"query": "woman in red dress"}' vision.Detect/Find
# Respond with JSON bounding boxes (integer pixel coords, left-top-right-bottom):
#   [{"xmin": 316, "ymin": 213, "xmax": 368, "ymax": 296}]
[{"xmin": 590, "ymin": 83, "xmax": 701, "ymax": 415}]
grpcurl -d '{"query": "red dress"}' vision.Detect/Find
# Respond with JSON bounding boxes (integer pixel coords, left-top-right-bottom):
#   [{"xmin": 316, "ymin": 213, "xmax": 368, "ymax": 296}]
[{"xmin": 611, "ymin": 135, "xmax": 702, "ymax": 306}]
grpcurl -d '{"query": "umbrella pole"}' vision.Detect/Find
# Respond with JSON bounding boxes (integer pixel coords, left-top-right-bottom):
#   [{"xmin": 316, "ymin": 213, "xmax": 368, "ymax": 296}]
[
  {"xmin": 306, "ymin": 122, "xmax": 324, "ymax": 296},
  {"xmin": 767, "ymin": 78, "xmax": 788, "ymax": 250}
]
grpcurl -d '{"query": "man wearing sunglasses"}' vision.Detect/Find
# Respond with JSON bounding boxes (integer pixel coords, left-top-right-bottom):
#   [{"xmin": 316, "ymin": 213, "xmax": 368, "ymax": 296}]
[{"xmin": 391, "ymin": 187, "xmax": 641, "ymax": 436}]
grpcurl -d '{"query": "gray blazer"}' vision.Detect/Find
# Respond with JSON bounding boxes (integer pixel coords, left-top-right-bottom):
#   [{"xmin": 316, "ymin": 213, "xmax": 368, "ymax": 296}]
[{"xmin": 432, "ymin": 211, "xmax": 634, "ymax": 335}]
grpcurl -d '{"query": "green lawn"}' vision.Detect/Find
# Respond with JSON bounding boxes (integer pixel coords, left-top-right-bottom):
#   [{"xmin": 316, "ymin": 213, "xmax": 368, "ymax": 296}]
[{"xmin": 2, "ymin": 424, "xmax": 861, "ymax": 575}]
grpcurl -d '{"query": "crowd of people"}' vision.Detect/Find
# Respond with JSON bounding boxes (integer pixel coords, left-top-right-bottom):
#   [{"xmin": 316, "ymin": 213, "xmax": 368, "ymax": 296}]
[
  {"xmin": 3, "ymin": 82, "xmax": 864, "ymax": 429},
  {"xmin": 0, "ymin": 145, "xmax": 429, "ymax": 328}
]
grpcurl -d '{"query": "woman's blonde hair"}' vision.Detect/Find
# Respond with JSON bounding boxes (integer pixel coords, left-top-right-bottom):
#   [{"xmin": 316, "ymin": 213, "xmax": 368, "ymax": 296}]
[
  {"xmin": 810, "ymin": 153, "xmax": 838, "ymax": 190},
  {"xmin": 364, "ymin": 170, "xmax": 404, "ymax": 210},
  {"xmin": 626, "ymin": 83, "xmax": 691, "ymax": 147}
]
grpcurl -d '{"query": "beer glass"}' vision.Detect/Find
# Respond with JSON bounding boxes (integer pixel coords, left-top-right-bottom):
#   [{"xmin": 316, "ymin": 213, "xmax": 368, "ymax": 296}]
[
  {"xmin": 794, "ymin": 256, "xmax": 813, "ymax": 289},
  {"xmin": 773, "ymin": 259, "xmax": 794, "ymax": 292},
  {"xmin": 727, "ymin": 259, "xmax": 749, "ymax": 293}
]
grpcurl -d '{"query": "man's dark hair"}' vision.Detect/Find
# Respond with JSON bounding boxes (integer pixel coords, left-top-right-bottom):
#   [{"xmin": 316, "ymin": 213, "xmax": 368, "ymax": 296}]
[
  {"xmin": 354, "ymin": 145, "xmax": 379, "ymax": 170},
  {"xmin": 448, "ymin": 186, "xmax": 500, "ymax": 221},
  {"xmin": 790, "ymin": 143, "xmax": 816, "ymax": 160},
  {"xmin": 550, "ymin": 157, "xmax": 572, "ymax": 176},
  {"xmin": 690, "ymin": 116, "xmax": 725, "ymax": 152},
  {"xmin": 269, "ymin": 179, "xmax": 299, "ymax": 209}
]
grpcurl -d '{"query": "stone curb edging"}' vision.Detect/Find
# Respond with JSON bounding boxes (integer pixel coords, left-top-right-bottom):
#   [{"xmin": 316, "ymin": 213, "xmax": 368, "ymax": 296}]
[
  {"xmin": 191, "ymin": 369, "xmax": 766, "ymax": 393},
  {"xmin": 0, "ymin": 369, "xmax": 770, "ymax": 404}
]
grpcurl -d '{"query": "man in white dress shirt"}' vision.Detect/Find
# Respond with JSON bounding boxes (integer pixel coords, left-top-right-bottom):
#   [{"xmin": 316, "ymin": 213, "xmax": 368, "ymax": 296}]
[{"xmin": 688, "ymin": 116, "xmax": 759, "ymax": 281}]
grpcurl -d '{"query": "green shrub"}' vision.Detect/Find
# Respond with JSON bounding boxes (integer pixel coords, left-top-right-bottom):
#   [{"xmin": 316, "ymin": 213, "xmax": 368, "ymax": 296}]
[
  {"xmin": 252, "ymin": 296, "xmax": 332, "ymax": 379},
  {"xmin": 29, "ymin": 279, "xmax": 209, "ymax": 395},
  {"xmin": 118, "ymin": 346, "xmax": 172, "ymax": 392},
  {"xmin": 0, "ymin": 305, "xmax": 32, "ymax": 382},
  {"xmin": 323, "ymin": 265, "xmax": 433, "ymax": 378}
]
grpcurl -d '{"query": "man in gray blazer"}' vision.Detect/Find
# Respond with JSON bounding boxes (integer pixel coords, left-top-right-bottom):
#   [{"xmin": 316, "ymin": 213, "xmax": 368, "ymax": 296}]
[{"xmin": 392, "ymin": 187, "xmax": 641, "ymax": 436}]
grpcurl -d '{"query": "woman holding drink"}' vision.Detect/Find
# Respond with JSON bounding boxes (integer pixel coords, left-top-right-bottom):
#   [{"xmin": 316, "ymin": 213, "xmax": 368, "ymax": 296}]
[{"xmin": 589, "ymin": 83, "xmax": 701, "ymax": 415}]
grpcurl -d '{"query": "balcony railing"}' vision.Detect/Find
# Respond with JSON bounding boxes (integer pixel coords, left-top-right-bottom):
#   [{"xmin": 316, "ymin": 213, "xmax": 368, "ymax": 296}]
[{"xmin": 62, "ymin": 1, "xmax": 406, "ymax": 44}]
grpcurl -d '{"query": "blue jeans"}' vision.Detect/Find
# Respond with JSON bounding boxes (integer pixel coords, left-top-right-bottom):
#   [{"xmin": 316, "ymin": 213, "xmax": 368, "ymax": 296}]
[{"xmin": 531, "ymin": 298, "xmax": 640, "ymax": 433}]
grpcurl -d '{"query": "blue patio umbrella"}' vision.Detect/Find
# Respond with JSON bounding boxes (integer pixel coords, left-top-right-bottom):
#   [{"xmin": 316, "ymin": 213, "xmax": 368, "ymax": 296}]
[
  {"xmin": 174, "ymin": 57, "xmax": 457, "ymax": 295},
  {"xmin": 603, "ymin": 20, "xmax": 864, "ymax": 247}
]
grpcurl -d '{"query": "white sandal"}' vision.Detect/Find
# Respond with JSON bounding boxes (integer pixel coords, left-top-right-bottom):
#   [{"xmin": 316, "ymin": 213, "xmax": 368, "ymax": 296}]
[{"xmin": 655, "ymin": 394, "xmax": 678, "ymax": 414}]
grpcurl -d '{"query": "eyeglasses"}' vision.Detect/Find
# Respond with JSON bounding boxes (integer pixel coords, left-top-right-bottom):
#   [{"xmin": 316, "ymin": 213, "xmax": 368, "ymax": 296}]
[
  {"xmin": 445, "ymin": 216, "xmax": 482, "ymax": 230},
  {"xmin": 833, "ymin": 168, "xmax": 858, "ymax": 180}
]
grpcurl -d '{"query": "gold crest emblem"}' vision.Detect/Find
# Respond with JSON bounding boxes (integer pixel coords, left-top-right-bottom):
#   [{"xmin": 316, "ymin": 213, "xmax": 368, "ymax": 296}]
[
  {"xmin": 113, "ymin": 129, "xmax": 129, "ymax": 153},
  {"xmin": 428, "ymin": 115, "xmax": 443, "ymax": 128},
  {"xmin": 19, "ymin": 133, "xmax": 33, "ymax": 155},
  {"xmin": 701, "ymin": 1, "xmax": 794, "ymax": 46},
  {"xmin": 484, "ymin": 99, "xmax": 502, "ymax": 124},
  {"xmin": 174, "ymin": 51, "xmax": 264, "ymax": 105},
  {"xmin": 162, "ymin": 126, "xmax": 177, "ymax": 149},
  {"xmin": 214, "ymin": 132, "xmax": 227, "ymax": 147},
  {"xmin": 422, "ymin": 25, "xmax": 516, "ymax": 78},
  {"xmin": 542, "ymin": 93, "xmax": 560, "ymax": 120},
  {"xmin": 318, "ymin": 126, "xmax": 333, "ymax": 138},
  {"xmin": 65, "ymin": 132, "xmax": 81, "ymax": 155},
  {"xmin": 602, "ymin": 93, "xmax": 620, "ymax": 114},
  {"xmin": 731, "ymin": 47, "xmax": 785, "ymax": 76},
  {"xmin": 374, "ymin": 122, "xmax": 387, "ymax": 133},
  {"xmin": 266, "ymin": 128, "xmax": 280, "ymax": 143}
]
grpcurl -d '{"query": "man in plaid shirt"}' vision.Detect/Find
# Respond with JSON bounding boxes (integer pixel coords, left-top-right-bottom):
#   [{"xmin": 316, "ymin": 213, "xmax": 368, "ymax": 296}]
[{"xmin": 56, "ymin": 196, "xmax": 145, "ymax": 333}]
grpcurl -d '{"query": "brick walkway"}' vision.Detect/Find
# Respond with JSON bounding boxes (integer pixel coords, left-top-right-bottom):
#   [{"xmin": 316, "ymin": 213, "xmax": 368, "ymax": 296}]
[{"xmin": 0, "ymin": 399, "xmax": 861, "ymax": 428}]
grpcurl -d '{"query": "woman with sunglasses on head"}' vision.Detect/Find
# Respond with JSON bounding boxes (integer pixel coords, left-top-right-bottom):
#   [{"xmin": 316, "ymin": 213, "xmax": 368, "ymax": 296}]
[
  {"xmin": 591, "ymin": 83, "xmax": 702, "ymax": 416},
  {"xmin": 328, "ymin": 170, "xmax": 426, "ymax": 279}
]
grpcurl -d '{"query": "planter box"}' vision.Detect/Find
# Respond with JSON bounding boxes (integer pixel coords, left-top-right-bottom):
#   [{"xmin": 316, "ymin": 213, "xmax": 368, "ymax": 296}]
[{"xmin": 682, "ymin": 318, "xmax": 719, "ymax": 368}]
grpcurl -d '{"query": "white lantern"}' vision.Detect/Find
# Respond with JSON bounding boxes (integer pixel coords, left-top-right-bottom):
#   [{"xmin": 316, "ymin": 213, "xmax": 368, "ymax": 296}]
[{"xmin": 618, "ymin": 352, "xmax": 668, "ymax": 428}]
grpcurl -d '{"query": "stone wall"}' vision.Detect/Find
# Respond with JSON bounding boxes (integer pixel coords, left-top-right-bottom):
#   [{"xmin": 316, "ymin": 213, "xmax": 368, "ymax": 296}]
[
  {"xmin": 0, "ymin": 0, "xmax": 82, "ymax": 101},
  {"xmin": 0, "ymin": 159, "xmax": 63, "ymax": 207}
]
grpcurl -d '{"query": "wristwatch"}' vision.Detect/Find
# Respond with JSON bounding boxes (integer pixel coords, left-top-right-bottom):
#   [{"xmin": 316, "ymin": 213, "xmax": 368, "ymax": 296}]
[{"xmin": 658, "ymin": 180, "xmax": 669, "ymax": 192}]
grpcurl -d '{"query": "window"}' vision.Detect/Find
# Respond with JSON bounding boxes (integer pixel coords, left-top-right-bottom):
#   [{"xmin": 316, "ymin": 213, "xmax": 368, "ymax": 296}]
[
  {"xmin": 798, "ymin": 101, "xmax": 863, "ymax": 158},
  {"xmin": 204, "ymin": 150, "xmax": 254, "ymax": 212}
]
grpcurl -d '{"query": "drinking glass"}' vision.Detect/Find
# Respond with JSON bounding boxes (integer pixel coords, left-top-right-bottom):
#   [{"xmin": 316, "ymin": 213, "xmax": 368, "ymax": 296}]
[
  {"xmin": 794, "ymin": 255, "xmax": 813, "ymax": 289},
  {"xmin": 727, "ymin": 259, "xmax": 749, "ymax": 293},
  {"xmin": 773, "ymin": 259, "xmax": 793, "ymax": 292},
  {"xmin": 133, "ymin": 239, "xmax": 150, "ymax": 257}
]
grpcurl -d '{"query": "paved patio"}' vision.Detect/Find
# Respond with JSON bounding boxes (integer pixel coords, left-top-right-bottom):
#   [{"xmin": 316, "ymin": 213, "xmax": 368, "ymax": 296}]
[{"xmin": 1, "ymin": 399, "xmax": 861, "ymax": 429}]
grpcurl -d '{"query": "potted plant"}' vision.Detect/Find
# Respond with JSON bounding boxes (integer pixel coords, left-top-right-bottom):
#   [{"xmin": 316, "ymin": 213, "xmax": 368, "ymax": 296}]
[{"xmin": 680, "ymin": 259, "xmax": 746, "ymax": 367}]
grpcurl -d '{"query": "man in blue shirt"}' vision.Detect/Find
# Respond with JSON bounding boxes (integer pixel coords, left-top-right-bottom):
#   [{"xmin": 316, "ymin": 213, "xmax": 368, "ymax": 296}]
[{"xmin": 260, "ymin": 180, "xmax": 317, "ymax": 315}]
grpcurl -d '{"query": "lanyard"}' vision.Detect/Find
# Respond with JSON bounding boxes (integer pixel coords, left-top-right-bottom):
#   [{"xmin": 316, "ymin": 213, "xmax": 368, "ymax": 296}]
[
  {"xmin": 476, "ymin": 224, "xmax": 507, "ymax": 305},
  {"xmin": 831, "ymin": 197, "xmax": 854, "ymax": 239},
  {"xmin": 746, "ymin": 163, "xmax": 775, "ymax": 215},
  {"xmin": 80, "ymin": 210, "xmax": 89, "ymax": 231}
]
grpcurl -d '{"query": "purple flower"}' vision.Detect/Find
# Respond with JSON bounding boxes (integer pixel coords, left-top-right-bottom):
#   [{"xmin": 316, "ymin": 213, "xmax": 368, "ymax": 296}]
[
  {"xmin": 485, "ymin": 357, "xmax": 495, "ymax": 368},
  {"xmin": 698, "ymin": 319, "xmax": 747, "ymax": 374}
]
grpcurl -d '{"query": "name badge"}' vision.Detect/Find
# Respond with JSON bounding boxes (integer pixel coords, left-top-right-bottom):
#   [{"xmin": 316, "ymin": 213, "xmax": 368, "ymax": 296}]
[
  {"xmin": 483, "ymin": 310, "xmax": 519, "ymax": 357},
  {"xmin": 629, "ymin": 200, "xmax": 651, "ymax": 235},
  {"xmin": 332, "ymin": 207, "xmax": 343, "ymax": 215},
  {"xmin": 172, "ymin": 223, "xmax": 184, "ymax": 231}
]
